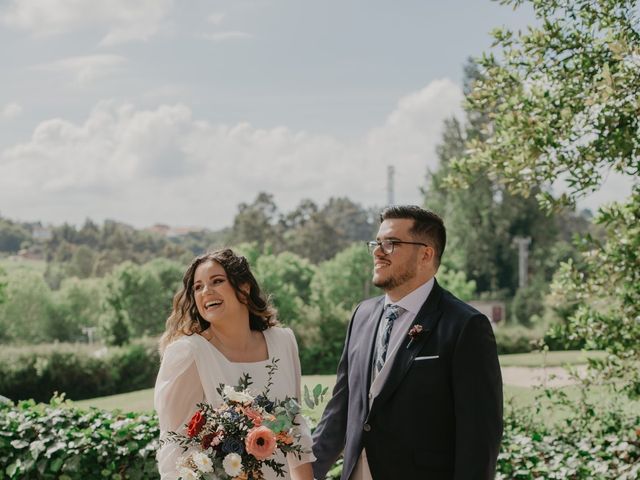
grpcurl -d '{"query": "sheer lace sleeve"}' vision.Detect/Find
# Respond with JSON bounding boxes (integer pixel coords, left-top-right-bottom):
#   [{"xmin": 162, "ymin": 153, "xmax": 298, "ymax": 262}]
[
  {"xmin": 154, "ymin": 337, "xmax": 204, "ymax": 479},
  {"xmin": 284, "ymin": 328, "xmax": 317, "ymax": 469}
]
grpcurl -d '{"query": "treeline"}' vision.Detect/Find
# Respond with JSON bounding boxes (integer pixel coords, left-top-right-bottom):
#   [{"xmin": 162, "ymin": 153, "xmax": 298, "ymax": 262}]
[
  {"xmin": 0, "ymin": 242, "xmax": 476, "ymax": 373},
  {"xmin": 0, "ymin": 195, "xmax": 377, "ymax": 285}
]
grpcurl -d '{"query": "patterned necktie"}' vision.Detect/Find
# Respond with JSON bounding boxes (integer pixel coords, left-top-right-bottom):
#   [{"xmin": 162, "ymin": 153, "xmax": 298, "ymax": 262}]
[{"xmin": 375, "ymin": 304, "xmax": 401, "ymax": 373}]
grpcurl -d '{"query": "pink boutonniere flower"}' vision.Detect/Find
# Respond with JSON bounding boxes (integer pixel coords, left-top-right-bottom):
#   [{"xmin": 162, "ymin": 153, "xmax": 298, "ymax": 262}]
[{"xmin": 406, "ymin": 324, "xmax": 424, "ymax": 349}]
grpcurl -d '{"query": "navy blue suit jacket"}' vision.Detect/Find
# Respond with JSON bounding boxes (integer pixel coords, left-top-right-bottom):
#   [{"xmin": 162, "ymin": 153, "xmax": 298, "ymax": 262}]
[{"xmin": 312, "ymin": 279, "xmax": 503, "ymax": 480}]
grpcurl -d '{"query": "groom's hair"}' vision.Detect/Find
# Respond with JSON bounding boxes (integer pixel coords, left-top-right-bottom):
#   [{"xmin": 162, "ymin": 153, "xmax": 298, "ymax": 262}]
[{"xmin": 380, "ymin": 205, "xmax": 446, "ymax": 267}]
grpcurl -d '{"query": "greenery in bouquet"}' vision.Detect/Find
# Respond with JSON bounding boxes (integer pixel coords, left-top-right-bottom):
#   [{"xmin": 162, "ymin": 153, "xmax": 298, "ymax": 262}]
[{"xmin": 164, "ymin": 360, "xmax": 323, "ymax": 480}]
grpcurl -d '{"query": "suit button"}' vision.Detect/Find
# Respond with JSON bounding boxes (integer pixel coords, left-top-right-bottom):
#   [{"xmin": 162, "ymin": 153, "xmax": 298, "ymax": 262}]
[{"xmin": 363, "ymin": 423, "xmax": 371, "ymax": 432}]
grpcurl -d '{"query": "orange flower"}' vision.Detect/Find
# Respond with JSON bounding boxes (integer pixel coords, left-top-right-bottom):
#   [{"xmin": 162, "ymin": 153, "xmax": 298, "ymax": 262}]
[
  {"xmin": 276, "ymin": 431, "xmax": 294, "ymax": 445},
  {"xmin": 245, "ymin": 425, "xmax": 277, "ymax": 460}
]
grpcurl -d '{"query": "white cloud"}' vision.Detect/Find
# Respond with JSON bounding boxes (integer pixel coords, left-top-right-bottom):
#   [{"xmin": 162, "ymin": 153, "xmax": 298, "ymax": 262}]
[
  {"xmin": 1, "ymin": 102, "xmax": 23, "ymax": 120},
  {"xmin": 201, "ymin": 31, "xmax": 253, "ymax": 42},
  {"xmin": 0, "ymin": 80, "xmax": 463, "ymax": 228},
  {"xmin": 0, "ymin": 0, "xmax": 174, "ymax": 45},
  {"xmin": 34, "ymin": 55, "xmax": 126, "ymax": 86},
  {"xmin": 207, "ymin": 13, "xmax": 225, "ymax": 26}
]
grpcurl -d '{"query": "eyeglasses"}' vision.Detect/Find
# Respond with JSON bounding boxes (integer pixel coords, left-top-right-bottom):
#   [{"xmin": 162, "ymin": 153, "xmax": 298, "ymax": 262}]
[{"xmin": 366, "ymin": 240, "xmax": 429, "ymax": 255}]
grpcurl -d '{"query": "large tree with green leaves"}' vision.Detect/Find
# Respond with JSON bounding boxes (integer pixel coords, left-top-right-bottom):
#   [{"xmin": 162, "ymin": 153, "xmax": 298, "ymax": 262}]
[
  {"xmin": 453, "ymin": 0, "xmax": 639, "ymax": 395},
  {"xmin": 425, "ymin": 62, "xmax": 567, "ymax": 302}
]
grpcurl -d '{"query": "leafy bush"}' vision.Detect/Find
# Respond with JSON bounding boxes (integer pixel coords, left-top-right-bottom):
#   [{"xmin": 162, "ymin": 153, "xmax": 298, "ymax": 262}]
[
  {"xmin": 493, "ymin": 325, "xmax": 542, "ymax": 354},
  {"xmin": 496, "ymin": 398, "xmax": 640, "ymax": 479},
  {"xmin": 0, "ymin": 341, "xmax": 159, "ymax": 403},
  {"xmin": 0, "ymin": 395, "xmax": 159, "ymax": 479}
]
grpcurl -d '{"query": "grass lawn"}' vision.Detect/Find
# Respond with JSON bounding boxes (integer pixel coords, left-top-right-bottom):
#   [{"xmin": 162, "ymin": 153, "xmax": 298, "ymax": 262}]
[
  {"xmin": 72, "ymin": 351, "xmax": 634, "ymax": 425},
  {"xmin": 498, "ymin": 350, "xmax": 607, "ymax": 367},
  {"xmin": 74, "ymin": 375, "xmax": 337, "ymax": 421}
]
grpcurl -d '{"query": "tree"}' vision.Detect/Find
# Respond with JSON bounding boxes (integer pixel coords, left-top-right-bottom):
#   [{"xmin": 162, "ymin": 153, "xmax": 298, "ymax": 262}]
[
  {"xmin": 456, "ymin": 0, "xmax": 639, "ymax": 210},
  {"xmin": 453, "ymin": 0, "xmax": 639, "ymax": 394},
  {"xmin": 281, "ymin": 199, "xmax": 341, "ymax": 263},
  {"xmin": 0, "ymin": 219, "xmax": 30, "ymax": 253},
  {"xmin": 230, "ymin": 192, "xmax": 282, "ymax": 249},
  {"xmin": 311, "ymin": 243, "xmax": 377, "ymax": 311},
  {"xmin": 100, "ymin": 259, "xmax": 182, "ymax": 345},
  {"xmin": 252, "ymin": 251, "xmax": 316, "ymax": 326},
  {"xmin": 0, "ymin": 269, "xmax": 53, "ymax": 343},
  {"xmin": 48, "ymin": 277, "xmax": 105, "ymax": 342},
  {"xmin": 425, "ymin": 62, "xmax": 561, "ymax": 300}
]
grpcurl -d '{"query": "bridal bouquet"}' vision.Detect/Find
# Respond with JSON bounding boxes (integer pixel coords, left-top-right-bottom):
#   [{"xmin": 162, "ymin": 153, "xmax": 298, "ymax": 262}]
[{"xmin": 164, "ymin": 360, "xmax": 326, "ymax": 480}]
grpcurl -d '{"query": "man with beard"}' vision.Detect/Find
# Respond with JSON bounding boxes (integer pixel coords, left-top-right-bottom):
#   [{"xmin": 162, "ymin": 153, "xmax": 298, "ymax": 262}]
[{"xmin": 312, "ymin": 205, "xmax": 503, "ymax": 480}]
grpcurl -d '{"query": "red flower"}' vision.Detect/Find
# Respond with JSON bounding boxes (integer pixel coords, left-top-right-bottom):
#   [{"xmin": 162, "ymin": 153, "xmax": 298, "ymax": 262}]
[
  {"xmin": 408, "ymin": 324, "xmax": 424, "ymax": 339},
  {"xmin": 201, "ymin": 431, "xmax": 222, "ymax": 449},
  {"xmin": 406, "ymin": 324, "xmax": 424, "ymax": 349},
  {"xmin": 187, "ymin": 410, "xmax": 206, "ymax": 438}
]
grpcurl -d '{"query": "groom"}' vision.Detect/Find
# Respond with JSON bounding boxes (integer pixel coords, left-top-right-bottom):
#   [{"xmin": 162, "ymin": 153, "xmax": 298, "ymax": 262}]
[{"xmin": 312, "ymin": 205, "xmax": 503, "ymax": 480}]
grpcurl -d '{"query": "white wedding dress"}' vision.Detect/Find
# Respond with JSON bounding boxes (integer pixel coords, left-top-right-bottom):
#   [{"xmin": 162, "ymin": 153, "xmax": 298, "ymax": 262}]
[{"xmin": 154, "ymin": 327, "xmax": 316, "ymax": 480}]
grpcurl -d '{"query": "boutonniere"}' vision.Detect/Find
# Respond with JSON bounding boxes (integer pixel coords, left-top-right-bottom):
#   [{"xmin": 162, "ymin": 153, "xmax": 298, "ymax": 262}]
[{"xmin": 406, "ymin": 324, "xmax": 424, "ymax": 349}]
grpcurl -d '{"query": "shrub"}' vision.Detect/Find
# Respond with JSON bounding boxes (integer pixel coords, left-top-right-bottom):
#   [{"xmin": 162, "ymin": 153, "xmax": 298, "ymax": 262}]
[
  {"xmin": 0, "ymin": 341, "xmax": 159, "ymax": 403},
  {"xmin": 0, "ymin": 395, "xmax": 159, "ymax": 479},
  {"xmin": 493, "ymin": 325, "xmax": 542, "ymax": 354}
]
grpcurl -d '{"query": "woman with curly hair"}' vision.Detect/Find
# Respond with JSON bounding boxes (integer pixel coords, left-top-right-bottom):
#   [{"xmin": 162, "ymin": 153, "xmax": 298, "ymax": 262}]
[{"xmin": 154, "ymin": 249, "xmax": 314, "ymax": 480}]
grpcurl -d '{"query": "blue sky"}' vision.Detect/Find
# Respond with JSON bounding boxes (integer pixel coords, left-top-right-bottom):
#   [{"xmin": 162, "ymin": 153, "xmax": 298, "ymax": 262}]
[{"xmin": 0, "ymin": 0, "xmax": 632, "ymax": 229}]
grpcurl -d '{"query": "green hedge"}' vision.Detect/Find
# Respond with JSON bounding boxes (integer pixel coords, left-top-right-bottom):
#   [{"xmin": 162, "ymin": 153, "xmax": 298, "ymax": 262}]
[
  {"xmin": 0, "ymin": 342, "xmax": 160, "ymax": 403},
  {"xmin": 2, "ymin": 398, "xmax": 637, "ymax": 480},
  {"xmin": 0, "ymin": 396, "xmax": 159, "ymax": 480}
]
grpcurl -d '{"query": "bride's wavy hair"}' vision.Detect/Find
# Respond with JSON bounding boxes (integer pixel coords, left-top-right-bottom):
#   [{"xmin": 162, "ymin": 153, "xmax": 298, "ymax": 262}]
[{"xmin": 159, "ymin": 249, "xmax": 278, "ymax": 354}]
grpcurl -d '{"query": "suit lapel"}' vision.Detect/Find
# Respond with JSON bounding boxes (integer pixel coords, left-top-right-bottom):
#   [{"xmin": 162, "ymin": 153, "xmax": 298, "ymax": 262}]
[
  {"xmin": 362, "ymin": 297, "xmax": 385, "ymax": 394},
  {"xmin": 368, "ymin": 280, "xmax": 444, "ymax": 418}
]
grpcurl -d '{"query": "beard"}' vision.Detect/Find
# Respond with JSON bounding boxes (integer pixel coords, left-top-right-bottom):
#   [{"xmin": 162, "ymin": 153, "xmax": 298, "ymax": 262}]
[{"xmin": 373, "ymin": 257, "xmax": 418, "ymax": 291}]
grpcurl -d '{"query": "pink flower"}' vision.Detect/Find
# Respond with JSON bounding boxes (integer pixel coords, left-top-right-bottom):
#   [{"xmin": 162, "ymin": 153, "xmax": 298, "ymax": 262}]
[
  {"xmin": 242, "ymin": 407, "xmax": 263, "ymax": 427},
  {"xmin": 245, "ymin": 426, "xmax": 277, "ymax": 460}
]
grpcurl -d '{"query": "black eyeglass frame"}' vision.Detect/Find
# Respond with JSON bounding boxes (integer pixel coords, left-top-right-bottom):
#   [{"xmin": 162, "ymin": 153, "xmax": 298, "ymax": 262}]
[{"xmin": 366, "ymin": 239, "xmax": 429, "ymax": 255}]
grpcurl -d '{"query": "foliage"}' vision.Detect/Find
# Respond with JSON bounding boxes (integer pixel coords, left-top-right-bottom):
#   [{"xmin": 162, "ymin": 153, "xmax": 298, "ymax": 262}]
[
  {"xmin": 425, "ymin": 63, "xmax": 566, "ymax": 297},
  {"xmin": 496, "ymin": 400, "xmax": 639, "ymax": 479},
  {"xmin": 228, "ymin": 193, "xmax": 375, "ymax": 264},
  {"xmin": 451, "ymin": 0, "xmax": 640, "ymax": 396},
  {"xmin": 101, "ymin": 259, "xmax": 182, "ymax": 345},
  {"xmin": 0, "ymin": 395, "xmax": 160, "ymax": 480},
  {"xmin": 0, "ymin": 218, "xmax": 30, "ymax": 253},
  {"xmin": 456, "ymin": 0, "xmax": 640, "ymax": 210},
  {"xmin": 547, "ymin": 188, "xmax": 640, "ymax": 397},
  {"xmin": 38, "ymin": 219, "xmax": 193, "ymax": 283},
  {"xmin": 0, "ymin": 266, "xmax": 6, "ymax": 306},
  {"xmin": 435, "ymin": 265, "xmax": 476, "ymax": 302},
  {"xmin": 493, "ymin": 324, "xmax": 542, "ymax": 354},
  {"xmin": 0, "ymin": 341, "xmax": 160, "ymax": 403},
  {"xmin": 0, "ymin": 269, "xmax": 54, "ymax": 344},
  {"xmin": 252, "ymin": 251, "xmax": 316, "ymax": 327},
  {"xmin": 509, "ymin": 277, "xmax": 546, "ymax": 327},
  {"xmin": 310, "ymin": 243, "xmax": 377, "ymax": 310}
]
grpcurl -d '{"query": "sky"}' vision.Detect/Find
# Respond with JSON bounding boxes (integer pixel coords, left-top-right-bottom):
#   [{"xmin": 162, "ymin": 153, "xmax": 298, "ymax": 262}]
[{"xmin": 0, "ymin": 0, "xmax": 634, "ymax": 231}]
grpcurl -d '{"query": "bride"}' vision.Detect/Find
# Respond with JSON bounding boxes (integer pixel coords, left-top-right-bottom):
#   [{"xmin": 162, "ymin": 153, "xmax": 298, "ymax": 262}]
[{"xmin": 154, "ymin": 249, "xmax": 315, "ymax": 480}]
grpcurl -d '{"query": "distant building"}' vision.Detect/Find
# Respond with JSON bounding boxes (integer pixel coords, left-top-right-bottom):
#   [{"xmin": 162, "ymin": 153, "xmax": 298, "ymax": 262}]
[
  {"xmin": 469, "ymin": 300, "xmax": 506, "ymax": 326},
  {"xmin": 145, "ymin": 224, "xmax": 204, "ymax": 238},
  {"xmin": 31, "ymin": 226, "xmax": 52, "ymax": 241}
]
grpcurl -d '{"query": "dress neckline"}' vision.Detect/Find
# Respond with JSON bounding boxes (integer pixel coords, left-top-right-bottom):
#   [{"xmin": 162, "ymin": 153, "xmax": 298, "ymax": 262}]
[{"xmin": 194, "ymin": 328, "xmax": 272, "ymax": 365}]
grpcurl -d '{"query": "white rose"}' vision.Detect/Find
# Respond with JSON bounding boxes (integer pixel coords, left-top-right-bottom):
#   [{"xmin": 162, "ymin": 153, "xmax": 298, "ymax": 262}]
[
  {"xmin": 177, "ymin": 466, "xmax": 199, "ymax": 480},
  {"xmin": 222, "ymin": 452, "xmax": 243, "ymax": 477},
  {"xmin": 192, "ymin": 451, "xmax": 213, "ymax": 473},
  {"xmin": 223, "ymin": 385, "xmax": 254, "ymax": 404}
]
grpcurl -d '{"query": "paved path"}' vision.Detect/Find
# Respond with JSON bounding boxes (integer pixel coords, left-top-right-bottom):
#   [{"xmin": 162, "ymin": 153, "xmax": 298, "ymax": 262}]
[{"xmin": 501, "ymin": 366, "xmax": 587, "ymax": 388}]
